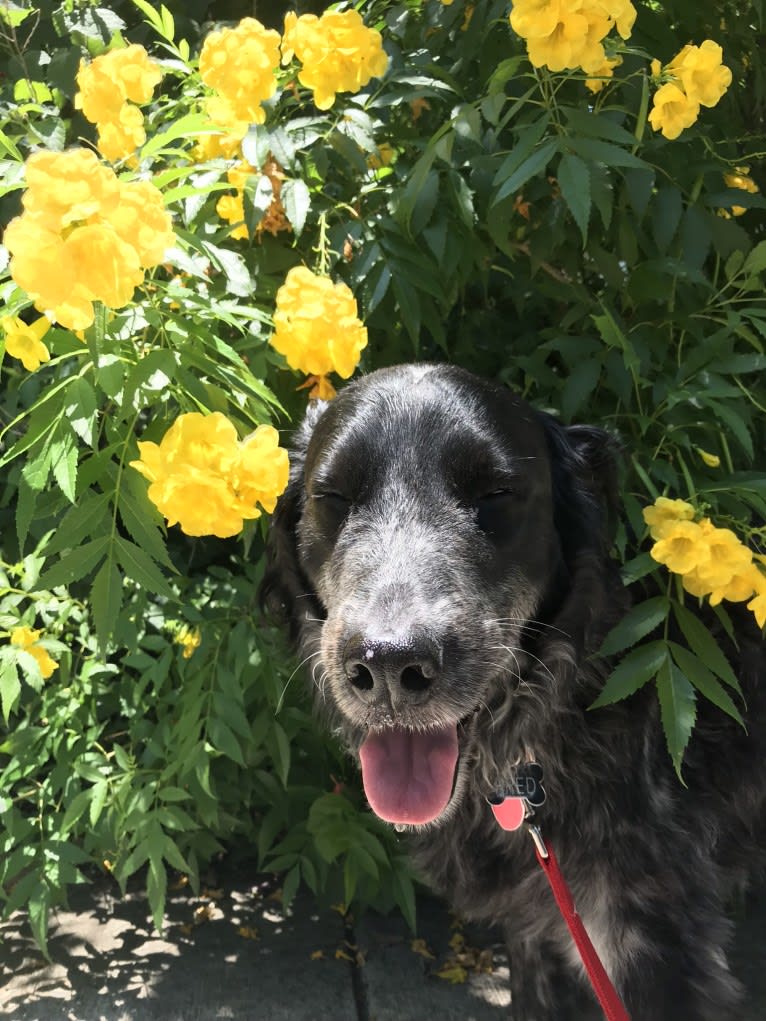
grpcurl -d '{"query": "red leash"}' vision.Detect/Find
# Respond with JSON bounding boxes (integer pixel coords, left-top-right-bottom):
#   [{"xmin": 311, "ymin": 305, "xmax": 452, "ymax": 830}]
[{"xmin": 529, "ymin": 826, "xmax": 630, "ymax": 1021}]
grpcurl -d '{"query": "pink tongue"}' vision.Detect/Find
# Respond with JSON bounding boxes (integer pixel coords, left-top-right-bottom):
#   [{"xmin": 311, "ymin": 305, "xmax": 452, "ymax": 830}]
[{"xmin": 359, "ymin": 724, "xmax": 459, "ymax": 825}]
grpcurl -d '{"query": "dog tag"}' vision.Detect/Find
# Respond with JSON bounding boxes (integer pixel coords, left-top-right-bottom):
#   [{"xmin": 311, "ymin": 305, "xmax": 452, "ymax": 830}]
[
  {"xmin": 489, "ymin": 796, "xmax": 526, "ymax": 831},
  {"xmin": 487, "ymin": 762, "xmax": 545, "ymax": 830}
]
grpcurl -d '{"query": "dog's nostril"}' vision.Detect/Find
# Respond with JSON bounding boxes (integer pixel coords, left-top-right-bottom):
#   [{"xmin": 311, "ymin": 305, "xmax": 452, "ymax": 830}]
[
  {"xmin": 348, "ymin": 663, "xmax": 374, "ymax": 691},
  {"xmin": 400, "ymin": 665, "xmax": 432, "ymax": 693}
]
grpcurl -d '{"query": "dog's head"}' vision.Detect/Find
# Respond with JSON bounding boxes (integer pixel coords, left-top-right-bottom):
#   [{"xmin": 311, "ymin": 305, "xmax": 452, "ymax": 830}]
[{"xmin": 261, "ymin": 364, "xmax": 621, "ymax": 827}]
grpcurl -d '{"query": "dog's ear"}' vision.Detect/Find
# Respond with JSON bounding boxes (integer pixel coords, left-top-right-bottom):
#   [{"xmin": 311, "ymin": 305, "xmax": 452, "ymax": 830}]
[
  {"xmin": 538, "ymin": 414, "xmax": 623, "ymax": 560},
  {"xmin": 258, "ymin": 400, "xmax": 329, "ymax": 641}
]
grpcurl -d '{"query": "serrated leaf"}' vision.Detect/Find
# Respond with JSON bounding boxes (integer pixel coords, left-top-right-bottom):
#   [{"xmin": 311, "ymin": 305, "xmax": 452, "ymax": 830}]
[
  {"xmin": 557, "ymin": 153, "xmax": 591, "ymax": 244},
  {"xmin": 61, "ymin": 790, "xmax": 91, "ymax": 833},
  {"xmin": 561, "ymin": 358, "xmax": 601, "ymax": 421},
  {"xmin": 0, "ymin": 657, "xmax": 21, "ymax": 723},
  {"xmin": 207, "ymin": 718, "xmax": 245, "ymax": 766},
  {"xmin": 64, "ymin": 378, "xmax": 98, "ymax": 447},
  {"xmin": 590, "ymin": 641, "xmax": 668, "ymax": 709},
  {"xmin": 281, "ymin": 178, "xmax": 311, "ymax": 237},
  {"xmin": 90, "ymin": 559, "xmax": 122, "ymax": 654},
  {"xmin": 45, "ymin": 493, "xmax": 111, "ymax": 556},
  {"xmin": 50, "ymin": 431, "xmax": 78, "ymax": 504},
  {"xmin": 599, "ymin": 596, "xmax": 670, "ymax": 657},
  {"xmin": 655, "ymin": 657, "xmax": 697, "ymax": 780},
  {"xmin": 90, "ymin": 779, "xmax": 109, "ymax": 827},
  {"xmin": 115, "ymin": 537, "xmax": 176, "ymax": 601},
  {"xmin": 568, "ymin": 137, "xmax": 649, "ymax": 170},
  {"xmin": 672, "ymin": 603, "xmax": 742, "ymax": 695},
  {"xmin": 281, "ymin": 864, "xmax": 301, "ymax": 910},
  {"xmin": 38, "ymin": 536, "xmax": 109, "ymax": 589},
  {"xmin": 147, "ymin": 855, "xmax": 167, "ymax": 934},
  {"xmin": 668, "ymin": 643, "xmax": 744, "ymax": 726},
  {"xmin": 494, "ymin": 139, "xmax": 558, "ymax": 204},
  {"xmin": 742, "ymin": 239, "xmax": 766, "ymax": 275},
  {"xmin": 271, "ymin": 721, "xmax": 291, "ymax": 787}
]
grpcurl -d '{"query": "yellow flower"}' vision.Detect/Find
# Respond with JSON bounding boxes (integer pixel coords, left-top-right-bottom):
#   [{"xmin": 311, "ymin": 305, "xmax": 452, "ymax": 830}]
[
  {"xmin": 671, "ymin": 39, "xmax": 731, "ymax": 108},
  {"xmin": 215, "ymin": 157, "xmax": 291, "ymax": 240},
  {"xmin": 193, "ymin": 128, "xmax": 243, "ymax": 161},
  {"xmin": 21, "ymin": 148, "xmax": 121, "ymax": 230},
  {"xmin": 748, "ymin": 570, "xmax": 766, "ymax": 628},
  {"xmin": 130, "ymin": 413, "xmax": 289, "ymax": 538},
  {"xmin": 648, "ymin": 81, "xmax": 700, "ymax": 140},
  {"xmin": 585, "ymin": 55, "xmax": 622, "ymax": 93},
  {"xmin": 1, "ymin": 315, "xmax": 51, "ymax": 371},
  {"xmin": 5, "ymin": 149, "xmax": 174, "ymax": 329},
  {"xmin": 510, "ymin": 0, "xmax": 636, "ymax": 74},
  {"xmin": 697, "ymin": 447, "xmax": 721, "ymax": 468},
  {"xmin": 282, "ymin": 10, "xmax": 388, "ymax": 110},
  {"xmin": 105, "ymin": 179, "xmax": 175, "ymax": 268},
  {"xmin": 176, "ymin": 626, "xmax": 201, "ymax": 659},
  {"xmin": 10, "ymin": 626, "xmax": 58, "ymax": 679},
  {"xmin": 650, "ymin": 520, "xmax": 711, "ymax": 575},
  {"xmin": 217, "ymin": 193, "xmax": 249, "ymax": 240},
  {"xmin": 681, "ymin": 526, "xmax": 752, "ymax": 594},
  {"xmin": 199, "ymin": 18, "xmax": 281, "ymax": 125},
  {"xmin": 724, "ymin": 168, "xmax": 759, "ymax": 216},
  {"xmin": 642, "ymin": 497, "xmax": 696, "ymax": 540},
  {"xmin": 76, "ymin": 44, "xmax": 161, "ymax": 124},
  {"xmin": 270, "ymin": 266, "xmax": 368, "ymax": 380},
  {"xmin": 96, "ymin": 102, "xmax": 146, "ymax": 163},
  {"xmin": 235, "ymin": 425, "xmax": 290, "ymax": 515}
]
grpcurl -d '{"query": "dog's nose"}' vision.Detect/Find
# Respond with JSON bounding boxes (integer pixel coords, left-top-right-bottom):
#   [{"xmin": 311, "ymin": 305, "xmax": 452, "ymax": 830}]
[{"xmin": 342, "ymin": 633, "xmax": 441, "ymax": 706}]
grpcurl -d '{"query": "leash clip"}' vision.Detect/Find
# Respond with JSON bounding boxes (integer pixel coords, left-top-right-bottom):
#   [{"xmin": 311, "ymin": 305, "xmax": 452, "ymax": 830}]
[{"xmin": 525, "ymin": 822, "xmax": 548, "ymax": 859}]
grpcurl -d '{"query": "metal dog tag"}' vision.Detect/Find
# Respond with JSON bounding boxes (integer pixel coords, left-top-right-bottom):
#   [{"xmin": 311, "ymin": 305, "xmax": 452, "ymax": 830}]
[{"xmin": 487, "ymin": 762, "xmax": 545, "ymax": 831}]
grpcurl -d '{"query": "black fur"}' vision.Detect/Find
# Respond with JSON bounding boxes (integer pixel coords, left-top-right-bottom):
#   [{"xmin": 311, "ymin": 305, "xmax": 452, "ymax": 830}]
[{"xmin": 260, "ymin": 363, "xmax": 766, "ymax": 1020}]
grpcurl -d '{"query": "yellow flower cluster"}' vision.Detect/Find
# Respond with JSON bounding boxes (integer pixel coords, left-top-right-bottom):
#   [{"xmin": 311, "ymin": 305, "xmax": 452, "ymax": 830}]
[
  {"xmin": 176, "ymin": 626, "xmax": 201, "ymax": 659},
  {"xmin": 199, "ymin": 18, "xmax": 281, "ymax": 132},
  {"xmin": 4, "ymin": 149, "xmax": 174, "ymax": 331},
  {"xmin": 585, "ymin": 55, "xmax": 622, "ymax": 93},
  {"xmin": 10, "ymin": 626, "xmax": 58, "ymax": 679},
  {"xmin": 648, "ymin": 41, "xmax": 731, "ymax": 140},
  {"xmin": 510, "ymin": 0, "xmax": 636, "ymax": 75},
  {"xmin": 1, "ymin": 315, "xmax": 51, "ymax": 372},
  {"xmin": 644, "ymin": 497, "xmax": 766, "ymax": 627},
  {"xmin": 216, "ymin": 155, "xmax": 291, "ymax": 241},
  {"xmin": 270, "ymin": 267, "xmax": 368, "ymax": 396},
  {"xmin": 130, "ymin": 413, "xmax": 289, "ymax": 539},
  {"xmin": 282, "ymin": 9, "xmax": 388, "ymax": 110},
  {"xmin": 723, "ymin": 166, "xmax": 759, "ymax": 216},
  {"xmin": 75, "ymin": 44, "xmax": 162, "ymax": 163}
]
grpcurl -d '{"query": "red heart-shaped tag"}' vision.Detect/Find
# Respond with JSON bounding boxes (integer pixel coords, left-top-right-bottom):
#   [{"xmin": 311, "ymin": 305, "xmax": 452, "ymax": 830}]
[{"xmin": 490, "ymin": 796, "xmax": 526, "ymax": 831}]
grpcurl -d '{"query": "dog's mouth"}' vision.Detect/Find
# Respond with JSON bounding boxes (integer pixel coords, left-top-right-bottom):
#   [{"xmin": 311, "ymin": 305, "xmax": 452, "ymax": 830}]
[{"xmin": 358, "ymin": 722, "xmax": 460, "ymax": 826}]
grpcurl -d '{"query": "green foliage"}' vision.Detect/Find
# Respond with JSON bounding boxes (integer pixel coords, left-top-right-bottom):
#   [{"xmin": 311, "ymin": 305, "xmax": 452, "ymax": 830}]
[{"xmin": 0, "ymin": 0, "xmax": 764, "ymax": 949}]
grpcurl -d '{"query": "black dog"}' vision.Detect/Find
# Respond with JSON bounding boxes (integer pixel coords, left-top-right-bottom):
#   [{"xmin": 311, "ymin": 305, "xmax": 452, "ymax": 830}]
[{"xmin": 261, "ymin": 363, "xmax": 765, "ymax": 1020}]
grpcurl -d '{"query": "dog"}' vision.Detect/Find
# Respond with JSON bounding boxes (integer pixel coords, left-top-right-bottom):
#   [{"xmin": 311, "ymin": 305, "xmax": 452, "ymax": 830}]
[{"xmin": 260, "ymin": 363, "xmax": 766, "ymax": 1020}]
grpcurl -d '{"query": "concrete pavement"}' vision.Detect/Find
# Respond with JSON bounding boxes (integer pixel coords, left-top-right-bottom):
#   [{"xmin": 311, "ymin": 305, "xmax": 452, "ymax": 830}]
[{"xmin": 1, "ymin": 863, "xmax": 764, "ymax": 1020}]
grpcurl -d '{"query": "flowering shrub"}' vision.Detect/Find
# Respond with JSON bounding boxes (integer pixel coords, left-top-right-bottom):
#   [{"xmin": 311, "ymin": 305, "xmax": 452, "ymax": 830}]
[{"xmin": 0, "ymin": 0, "xmax": 764, "ymax": 949}]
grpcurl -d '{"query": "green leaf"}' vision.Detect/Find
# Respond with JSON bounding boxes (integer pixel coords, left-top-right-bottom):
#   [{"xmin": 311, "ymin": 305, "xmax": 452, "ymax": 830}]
[
  {"xmin": 560, "ymin": 358, "xmax": 601, "ymax": 420},
  {"xmin": 62, "ymin": 790, "xmax": 91, "ymax": 834},
  {"xmin": 672, "ymin": 602, "xmax": 742, "ymax": 695},
  {"xmin": 599, "ymin": 596, "xmax": 670, "ymax": 657},
  {"xmin": 271, "ymin": 721, "xmax": 291, "ymax": 787},
  {"xmin": 45, "ymin": 493, "xmax": 111, "ymax": 556},
  {"xmin": 280, "ymin": 178, "xmax": 311, "ymax": 237},
  {"xmin": 652, "ymin": 187, "xmax": 683, "ymax": 252},
  {"xmin": 50, "ymin": 430, "xmax": 78, "ymax": 504},
  {"xmin": 147, "ymin": 855, "xmax": 167, "ymax": 934},
  {"xmin": 90, "ymin": 559, "xmax": 122, "ymax": 654},
  {"xmin": 590, "ymin": 641, "xmax": 668, "ymax": 708},
  {"xmin": 494, "ymin": 139, "xmax": 558, "ymax": 204},
  {"xmin": 90, "ymin": 779, "xmax": 109, "ymax": 827},
  {"xmin": 115, "ymin": 537, "xmax": 177, "ymax": 601},
  {"xmin": 557, "ymin": 153, "xmax": 591, "ymax": 244},
  {"xmin": 281, "ymin": 864, "xmax": 301, "ymax": 909},
  {"xmin": 64, "ymin": 378, "xmax": 98, "ymax": 447},
  {"xmin": 567, "ymin": 137, "xmax": 649, "ymax": 170},
  {"xmin": 743, "ymin": 239, "xmax": 766, "ymax": 276},
  {"xmin": 668, "ymin": 643, "xmax": 744, "ymax": 726},
  {"xmin": 655, "ymin": 657, "xmax": 696, "ymax": 780},
  {"xmin": 207, "ymin": 718, "xmax": 245, "ymax": 766},
  {"xmin": 0, "ymin": 656, "xmax": 21, "ymax": 723},
  {"xmin": 38, "ymin": 536, "xmax": 109, "ymax": 589}
]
